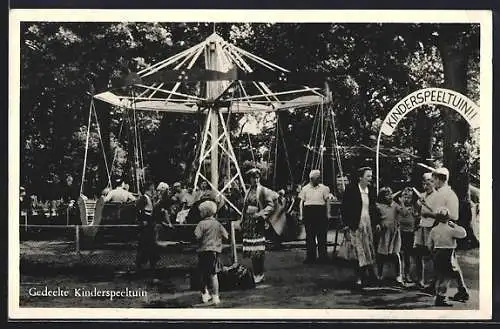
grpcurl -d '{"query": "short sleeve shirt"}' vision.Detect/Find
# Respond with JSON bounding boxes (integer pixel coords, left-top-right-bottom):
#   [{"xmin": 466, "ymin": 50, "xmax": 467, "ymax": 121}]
[
  {"xmin": 194, "ymin": 218, "xmax": 229, "ymax": 253},
  {"xmin": 105, "ymin": 187, "xmax": 135, "ymax": 203},
  {"xmin": 433, "ymin": 185, "xmax": 459, "ymax": 221},
  {"xmin": 298, "ymin": 183, "xmax": 330, "ymax": 206}
]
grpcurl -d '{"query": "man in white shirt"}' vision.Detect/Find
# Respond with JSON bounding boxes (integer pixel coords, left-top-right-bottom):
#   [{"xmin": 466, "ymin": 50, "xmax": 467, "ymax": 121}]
[
  {"xmin": 422, "ymin": 167, "xmax": 469, "ymax": 302},
  {"xmin": 299, "ymin": 169, "xmax": 332, "ymax": 264},
  {"xmin": 104, "ymin": 179, "xmax": 136, "ymax": 203}
]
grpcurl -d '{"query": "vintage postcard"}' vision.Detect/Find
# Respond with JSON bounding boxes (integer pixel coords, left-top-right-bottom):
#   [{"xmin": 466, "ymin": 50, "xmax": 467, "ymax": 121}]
[{"xmin": 8, "ymin": 9, "xmax": 492, "ymax": 320}]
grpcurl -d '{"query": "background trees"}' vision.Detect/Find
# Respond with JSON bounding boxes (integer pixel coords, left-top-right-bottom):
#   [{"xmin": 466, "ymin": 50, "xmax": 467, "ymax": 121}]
[{"xmin": 19, "ymin": 22, "xmax": 480, "ymax": 204}]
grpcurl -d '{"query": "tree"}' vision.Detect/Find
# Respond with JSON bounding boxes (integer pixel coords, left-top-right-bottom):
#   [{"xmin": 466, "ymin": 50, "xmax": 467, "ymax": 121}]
[
  {"xmin": 437, "ymin": 24, "xmax": 479, "ymax": 202},
  {"xmin": 19, "ymin": 22, "xmax": 480, "ymax": 201}
]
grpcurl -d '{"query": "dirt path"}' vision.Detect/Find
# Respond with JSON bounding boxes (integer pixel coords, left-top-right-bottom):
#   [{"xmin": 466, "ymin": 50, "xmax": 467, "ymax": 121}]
[{"xmin": 19, "ymin": 242, "xmax": 479, "ymax": 310}]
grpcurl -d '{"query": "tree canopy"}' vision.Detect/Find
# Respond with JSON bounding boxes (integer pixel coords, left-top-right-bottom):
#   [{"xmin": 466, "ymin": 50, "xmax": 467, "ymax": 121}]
[{"xmin": 19, "ymin": 22, "xmax": 480, "ymax": 200}]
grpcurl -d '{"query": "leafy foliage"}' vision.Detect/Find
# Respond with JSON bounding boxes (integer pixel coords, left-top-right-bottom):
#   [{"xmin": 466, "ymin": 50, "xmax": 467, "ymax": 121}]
[{"xmin": 19, "ymin": 22, "xmax": 479, "ymax": 200}]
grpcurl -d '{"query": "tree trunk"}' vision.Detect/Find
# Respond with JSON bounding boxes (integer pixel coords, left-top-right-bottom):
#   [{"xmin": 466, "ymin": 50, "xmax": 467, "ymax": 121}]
[
  {"xmin": 438, "ymin": 24, "xmax": 475, "ymax": 248},
  {"xmin": 438, "ymin": 25, "xmax": 471, "ymax": 201},
  {"xmin": 411, "ymin": 107, "xmax": 433, "ymax": 188}
]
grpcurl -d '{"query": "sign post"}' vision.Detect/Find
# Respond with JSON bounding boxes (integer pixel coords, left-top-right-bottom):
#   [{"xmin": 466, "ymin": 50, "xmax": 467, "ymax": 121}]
[{"xmin": 375, "ymin": 88, "xmax": 480, "ymax": 192}]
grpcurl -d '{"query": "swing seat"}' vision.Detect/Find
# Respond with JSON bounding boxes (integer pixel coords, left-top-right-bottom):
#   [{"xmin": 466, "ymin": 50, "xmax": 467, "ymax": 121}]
[
  {"xmin": 77, "ymin": 196, "xmax": 98, "ymax": 226},
  {"xmin": 100, "ymin": 200, "xmax": 136, "ymax": 225}
]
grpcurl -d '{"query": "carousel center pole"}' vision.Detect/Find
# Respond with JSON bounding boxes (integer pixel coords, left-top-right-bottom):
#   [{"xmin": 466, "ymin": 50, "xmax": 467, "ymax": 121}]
[
  {"xmin": 207, "ymin": 40, "xmax": 220, "ymax": 191},
  {"xmin": 206, "ymin": 37, "xmax": 238, "ymax": 264}
]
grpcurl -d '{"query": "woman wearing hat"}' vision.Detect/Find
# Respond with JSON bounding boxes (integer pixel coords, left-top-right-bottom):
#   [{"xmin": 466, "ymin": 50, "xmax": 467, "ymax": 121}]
[
  {"xmin": 240, "ymin": 168, "xmax": 277, "ymax": 284},
  {"xmin": 340, "ymin": 166, "xmax": 381, "ymax": 287}
]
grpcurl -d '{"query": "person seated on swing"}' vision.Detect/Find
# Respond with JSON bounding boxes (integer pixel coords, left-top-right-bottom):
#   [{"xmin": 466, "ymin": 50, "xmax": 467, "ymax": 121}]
[
  {"xmin": 101, "ymin": 187, "xmax": 111, "ymax": 198},
  {"xmin": 104, "ymin": 178, "xmax": 136, "ymax": 204},
  {"xmin": 171, "ymin": 182, "xmax": 186, "ymax": 205},
  {"xmin": 193, "ymin": 180, "xmax": 218, "ymax": 203},
  {"xmin": 170, "ymin": 182, "xmax": 190, "ymax": 223},
  {"xmin": 187, "ymin": 180, "xmax": 221, "ymax": 225},
  {"xmin": 182, "ymin": 187, "xmax": 195, "ymax": 208},
  {"xmin": 154, "ymin": 182, "xmax": 174, "ymax": 229}
]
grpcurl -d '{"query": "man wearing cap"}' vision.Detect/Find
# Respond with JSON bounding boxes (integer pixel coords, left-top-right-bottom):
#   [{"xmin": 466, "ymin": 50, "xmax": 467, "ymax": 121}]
[
  {"xmin": 104, "ymin": 179, "xmax": 136, "ymax": 203},
  {"xmin": 422, "ymin": 167, "xmax": 469, "ymax": 302},
  {"xmin": 299, "ymin": 169, "xmax": 331, "ymax": 264}
]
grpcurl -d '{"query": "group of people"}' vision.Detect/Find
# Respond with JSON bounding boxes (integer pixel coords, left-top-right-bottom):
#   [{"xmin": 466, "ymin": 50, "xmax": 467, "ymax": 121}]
[
  {"xmin": 190, "ymin": 165, "xmax": 474, "ymax": 307},
  {"xmin": 20, "ymin": 175, "xmax": 80, "ymax": 220},
  {"xmin": 98, "ymin": 177, "xmax": 227, "ymax": 281},
  {"xmin": 21, "ymin": 164, "xmax": 474, "ymax": 307},
  {"xmin": 340, "ymin": 166, "xmax": 470, "ymax": 307}
]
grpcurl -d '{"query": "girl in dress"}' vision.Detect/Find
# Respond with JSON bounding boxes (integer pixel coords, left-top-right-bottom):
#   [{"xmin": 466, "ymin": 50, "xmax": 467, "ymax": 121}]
[
  {"xmin": 376, "ymin": 187, "xmax": 404, "ymax": 285},
  {"xmin": 396, "ymin": 187, "xmax": 420, "ymax": 284}
]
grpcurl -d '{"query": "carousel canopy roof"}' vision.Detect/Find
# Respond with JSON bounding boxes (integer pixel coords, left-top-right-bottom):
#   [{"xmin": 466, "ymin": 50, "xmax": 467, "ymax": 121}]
[{"xmin": 93, "ymin": 33, "xmax": 327, "ymax": 114}]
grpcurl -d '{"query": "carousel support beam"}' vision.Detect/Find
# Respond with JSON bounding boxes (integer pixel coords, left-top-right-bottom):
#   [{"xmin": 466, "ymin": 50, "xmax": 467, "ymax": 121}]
[
  {"xmin": 222, "ymin": 46, "xmax": 248, "ymax": 71},
  {"xmin": 210, "ymin": 109, "xmax": 219, "ymax": 191},
  {"xmin": 140, "ymin": 40, "xmax": 206, "ymax": 77},
  {"xmin": 198, "ymin": 173, "xmax": 242, "ymax": 216},
  {"xmin": 135, "ymin": 84, "xmax": 204, "ymax": 101},
  {"xmin": 218, "ymin": 111, "xmax": 247, "ymax": 194},
  {"xmin": 193, "ymin": 111, "xmax": 212, "ymax": 190},
  {"xmin": 229, "ymin": 44, "xmax": 290, "ymax": 73},
  {"xmin": 226, "ymin": 87, "xmax": 322, "ymax": 102}
]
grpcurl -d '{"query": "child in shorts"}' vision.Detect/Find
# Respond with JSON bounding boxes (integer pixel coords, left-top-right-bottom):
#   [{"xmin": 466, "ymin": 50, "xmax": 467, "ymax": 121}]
[
  {"xmin": 428, "ymin": 207, "xmax": 467, "ymax": 307},
  {"xmin": 194, "ymin": 200, "xmax": 229, "ymax": 305}
]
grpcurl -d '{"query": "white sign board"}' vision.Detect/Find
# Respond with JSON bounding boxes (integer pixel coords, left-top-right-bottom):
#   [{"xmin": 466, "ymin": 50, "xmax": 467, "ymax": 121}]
[{"xmin": 380, "ymin": 87, "xmax": 480, "ymax": 136}]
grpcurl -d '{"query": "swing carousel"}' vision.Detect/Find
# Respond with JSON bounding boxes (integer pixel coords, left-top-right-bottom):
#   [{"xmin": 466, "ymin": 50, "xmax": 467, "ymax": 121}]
[{"xmin": 78, "ymin": 32, "xmax": 347, "ymax": 244}]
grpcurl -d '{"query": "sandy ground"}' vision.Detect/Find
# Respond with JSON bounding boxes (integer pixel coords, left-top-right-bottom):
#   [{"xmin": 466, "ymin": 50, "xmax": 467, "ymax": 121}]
[{"xmin": 19, "ymin": 229, "xmax": 479, "ymax": 310}]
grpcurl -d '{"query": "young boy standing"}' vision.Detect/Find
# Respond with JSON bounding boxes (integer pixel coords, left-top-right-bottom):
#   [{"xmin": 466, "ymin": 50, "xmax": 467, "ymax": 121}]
[
  {"xmin": 194, "ymin": 200, "xmax": 229, "ymax": 305},
  {"xmin": 428, "ymin": 207, "xmax": 467, "ymax": 307},
  {"xmin": 135, "ymin": 181, "xmax": 160, "ymax": 275}
]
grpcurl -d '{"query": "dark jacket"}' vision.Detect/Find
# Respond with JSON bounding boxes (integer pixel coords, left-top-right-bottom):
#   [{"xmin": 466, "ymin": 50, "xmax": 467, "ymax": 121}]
[
  {"xmin": 341, "ymin": 183, "xmax": 380, "ymax": 230},
  {"xmin": 136, "ymin": 194, "xmax": 154, "ymax": 225}
]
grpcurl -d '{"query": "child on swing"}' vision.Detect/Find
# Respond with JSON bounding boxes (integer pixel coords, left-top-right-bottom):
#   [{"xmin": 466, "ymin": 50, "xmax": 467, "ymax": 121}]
[
  {"xmin": 375, "ymin": 187, "xmax": 404, "ymax": 285},
  {"xmin": 194, "ymin": 200, "xmax": 229, "ymax": 305}
]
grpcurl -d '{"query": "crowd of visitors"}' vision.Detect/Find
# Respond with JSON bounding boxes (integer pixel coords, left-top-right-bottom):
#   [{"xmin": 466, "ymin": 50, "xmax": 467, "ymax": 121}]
[{"xmin": 19, "ymin": 162, "xmax": 478, "ymax": 308}]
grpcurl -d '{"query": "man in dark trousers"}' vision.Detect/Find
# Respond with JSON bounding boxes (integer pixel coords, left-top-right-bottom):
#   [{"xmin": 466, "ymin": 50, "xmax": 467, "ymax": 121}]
[
  {"xmin": 135, "ymin": 181, "xmax": 160, "ymax": 277},
  {"xmin": 299, "ymin": 169, "xmax": 332, "ymax": 264},
  {"xmin": 421, "ymin": 168, "xmax": 469, "ymax": 302}
]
